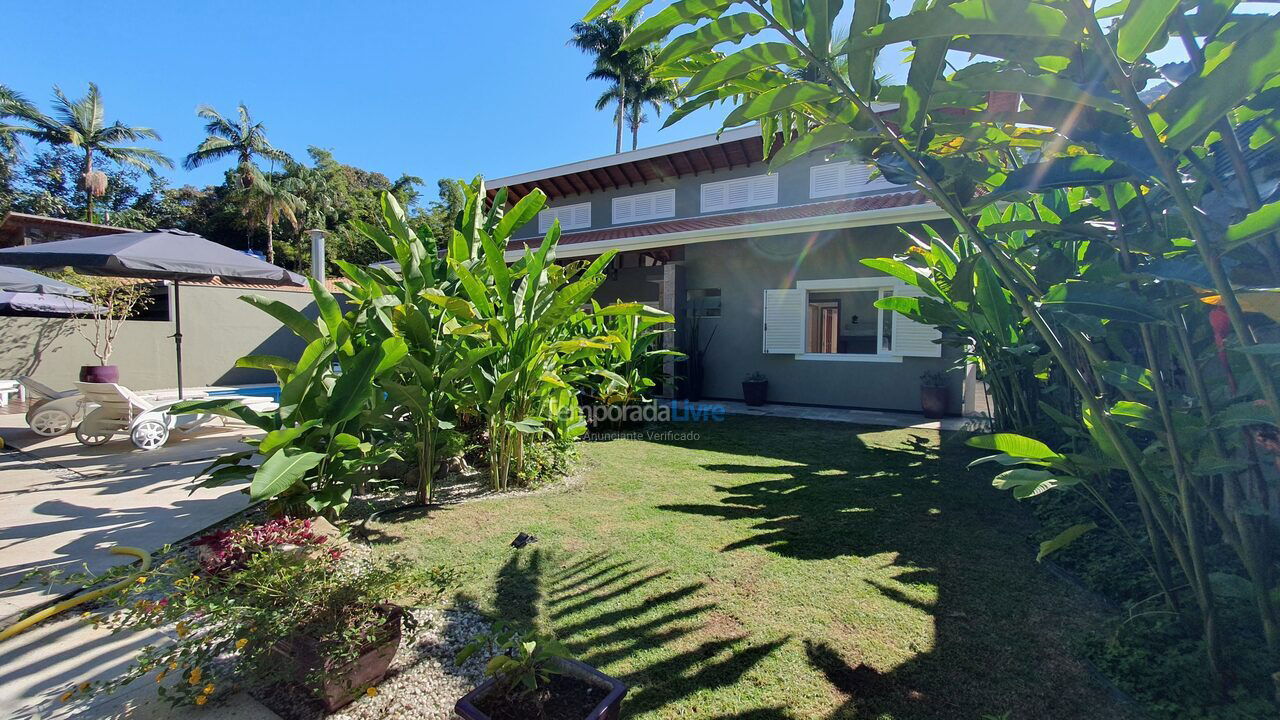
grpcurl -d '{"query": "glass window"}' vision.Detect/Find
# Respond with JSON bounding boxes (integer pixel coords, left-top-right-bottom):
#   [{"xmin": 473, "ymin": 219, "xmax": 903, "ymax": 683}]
[{"xmin": 805, "ymin": 288, "xmax": 890, "ymax": 355}]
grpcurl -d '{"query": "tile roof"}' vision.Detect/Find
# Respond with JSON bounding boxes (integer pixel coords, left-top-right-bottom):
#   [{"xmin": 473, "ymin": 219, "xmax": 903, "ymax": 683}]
[{"xmin": 508, "ymin": 191, "xmax": 931, "ymax": 250}]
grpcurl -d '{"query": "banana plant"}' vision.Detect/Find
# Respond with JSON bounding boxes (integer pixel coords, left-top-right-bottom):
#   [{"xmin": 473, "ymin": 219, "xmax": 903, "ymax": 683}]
[
  {"xmin": 419, "ymin": 182, "xmax": 635, "ymax": 490},
  {"xmin": 582, "ymin": 0, "xmax": 1280, "ymax": 691},
  {"xmin": 565, "ymin": 300, "xmax": 682, "ymax": 408},
  {"xmin": 179, "ymin": 278, "xmax": 407, "ymax": 518}
]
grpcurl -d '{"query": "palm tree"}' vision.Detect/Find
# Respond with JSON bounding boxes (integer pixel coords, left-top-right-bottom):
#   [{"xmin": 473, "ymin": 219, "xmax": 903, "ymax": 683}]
[
  {"xmin": 15, "ymin": 83, "xmax": 172, "ymax": 222},
  {"xmin": 183, "ymin": 104, "xmax": 290, "ymax": 189},
  {"xmin": 0, "ymin": 84, "xmax": 36, "ymax": 160},
  {"xmin": 238, "ymin": 167, "xmax": 303, "ymax": 264},
  {"xmin": 569, "ymin": 14, "xmax": 638, "ymax": 153},
  {"xmin": 623, "ymin": 48, "xmax": 678, "ymax": 151}
]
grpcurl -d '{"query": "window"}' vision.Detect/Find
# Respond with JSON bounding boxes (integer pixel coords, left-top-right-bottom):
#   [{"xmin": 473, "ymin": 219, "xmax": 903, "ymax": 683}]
[
  {"xmin": 688, "ymin": 288, "xmax": 721, "ymax": 318},
  {"xmin": 613, "ymin": 189, "xmax": 675, "ymax": 224},
  {"xmin": 805, "ymin": 289, "xmax": 891, "ymax": 355},
  {"xmin": 763, "ymin": 278, "xmax": 941, "ymax": 360},
  {"xmin": 700, "ymin": 173, "xmax": 778, "ymax": 213},
  {"xmin": 809, "ymin": 161, "xmax": 896, "ymax": 199},
  {"xmin": 538, "ymin": 201, "xmax": 591, "ymax": 232}
]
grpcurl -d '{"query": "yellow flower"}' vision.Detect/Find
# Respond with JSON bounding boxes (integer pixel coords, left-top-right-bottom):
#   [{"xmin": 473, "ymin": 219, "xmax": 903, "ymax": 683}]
[
  {"xmin": 79, "ymin": 682, "xmax": 90, "ymax": 692},
  {"xmin": 366, "ymin": 687, "xmax": 378, "ymax": 697},
  {"xmin": 156, "ymin": 671, "xmax": 167, "ymax": 683},
  {"xmin": 235, "ymin": 638, "xmax": 248, "ymax": 650},
  {"xmin": 169, "ymin": 662, "xmax": 178, "ymax": 670},
  {"xmin": 59, "ymin": 691, "xmax": 74, "ymax": 703},
  {"xmin": 203, "ymin": 684, "xmax": 214, "ymax": 695},
  {"xmin": 195, "ymin": 695, "xmax": 207, "ymax": 706},
  {"xmin": 188, "ymin": 667, "xmax": 202, "ymax": 685},
  {"xmin": 135, "ymin": 576, "xmax": 147, "ymax": 584},
  {"xmin": 176, "ymin": 622, "xmax": 189, "ymax": 638}
]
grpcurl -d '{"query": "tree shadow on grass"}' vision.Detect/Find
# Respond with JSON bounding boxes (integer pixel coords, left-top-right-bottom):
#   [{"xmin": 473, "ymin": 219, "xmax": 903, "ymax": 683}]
[
  {"xmin": 641, "ymin": 416, "xmax": 1132, "ymax": 719},
  {"xmin": 459, "ymin": 545, "xmax": 789, "ymax": 717}
]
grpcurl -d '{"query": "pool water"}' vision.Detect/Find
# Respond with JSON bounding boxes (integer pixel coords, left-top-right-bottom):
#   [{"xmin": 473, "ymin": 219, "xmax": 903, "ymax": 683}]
[{"xmin": 208, "ymin": 386, "xmax": 282, "ymax": 403}]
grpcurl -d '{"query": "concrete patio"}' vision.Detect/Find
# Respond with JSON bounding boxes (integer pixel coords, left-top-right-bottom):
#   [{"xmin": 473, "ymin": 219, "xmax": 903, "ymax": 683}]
[{"xmin": 0, "ymin": 411, "xmax": 279, "ymax": 719}]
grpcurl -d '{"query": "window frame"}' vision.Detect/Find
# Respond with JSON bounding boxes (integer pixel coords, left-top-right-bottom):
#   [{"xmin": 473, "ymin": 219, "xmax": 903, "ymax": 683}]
[
  {"xmin": 809, "ymin": 161, "xmax": 897, "ymax": 200},
  {"xmin": 700, "ymin": 173, "xmax": 779, "ymax": 214},
  {"xmin": 538, "ymin": 201, "xmax": 592, "ymax": 233},
  {"xmin": 793, "ymin": 277, "xmax": 903, "ymax": 363},
  {"xmin": 612, "ymin": 188, "xmax": 676, "ymax": 225}
]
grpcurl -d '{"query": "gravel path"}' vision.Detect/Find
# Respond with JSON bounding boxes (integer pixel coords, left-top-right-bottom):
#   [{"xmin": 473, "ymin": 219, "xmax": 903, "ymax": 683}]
[{"xmin": 257, "ymin": 606, "xmax": 495, "ymax": 720}]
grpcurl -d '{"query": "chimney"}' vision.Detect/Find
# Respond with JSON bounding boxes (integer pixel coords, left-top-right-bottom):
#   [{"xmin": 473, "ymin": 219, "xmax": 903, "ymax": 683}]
[{"xmin": 306, "ymin": 229, "xmax": 326, "ymax": 285}]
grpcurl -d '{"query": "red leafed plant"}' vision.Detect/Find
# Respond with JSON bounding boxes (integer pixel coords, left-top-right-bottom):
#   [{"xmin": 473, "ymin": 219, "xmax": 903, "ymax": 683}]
[{"xmin": 191, "ymin": 517, "xmax": 338, "ymax": 575}]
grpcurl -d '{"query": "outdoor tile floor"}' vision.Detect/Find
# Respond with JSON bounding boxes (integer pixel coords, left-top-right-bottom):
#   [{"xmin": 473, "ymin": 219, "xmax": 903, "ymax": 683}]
[{"xmin": 0, "ymin": 414, "xmax": 279, "ymax": 719}]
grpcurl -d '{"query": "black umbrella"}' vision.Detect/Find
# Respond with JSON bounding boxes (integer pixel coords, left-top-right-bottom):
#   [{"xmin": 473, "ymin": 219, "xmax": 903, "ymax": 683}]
[
  {"xmin": 0, "ymin": 266, "xmax": 89, "ymax": 296},
  {"xmin": 0, "ymin": 229, "xmax": 305, "ymax": 397}
]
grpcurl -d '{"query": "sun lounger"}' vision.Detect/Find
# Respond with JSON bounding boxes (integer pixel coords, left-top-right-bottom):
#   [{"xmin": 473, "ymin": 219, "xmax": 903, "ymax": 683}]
[{"xmin": 74, "ymin": 382, "xmax": 277, "ymax": 451}]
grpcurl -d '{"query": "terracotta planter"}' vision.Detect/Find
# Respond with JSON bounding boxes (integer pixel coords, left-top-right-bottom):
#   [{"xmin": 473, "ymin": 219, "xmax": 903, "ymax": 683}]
[
  {"xmin": 80, "ymin": 364, "xmax": 119, "ymax": 383},
  {"xmin": 274, "ymin": 604, "xmax": 403, "ymax": 712},
  {"xmin": 455, "ymin": 657, "xmax": 627, "ymax": 720},
  {"xmin": 921, "ymin": 386, "xmax": 948, "ymax": 419},
  {"xmin": 742, "ymin": 380, "xmax": 768, "ymax": 407}
]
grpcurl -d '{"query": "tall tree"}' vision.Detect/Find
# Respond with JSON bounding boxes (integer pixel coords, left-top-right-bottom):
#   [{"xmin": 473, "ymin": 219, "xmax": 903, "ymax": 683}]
[
  {"xmin": 183, "ymin": 104, "xmax": 290, "ymax": 189},
  {"xmin": 569, "ymin": 13, "xmax": 638, "ymax": 153},
  {"xmin": 13, "ymin": 83, "xmax": 172, "ymax": 222},
  {"xmin": 622, "ymin": 47, "xmax": 677, "ymax": 151},
  {"xmin": 237, "ymin": 167, "xmax": 303, "ymax": 264}
]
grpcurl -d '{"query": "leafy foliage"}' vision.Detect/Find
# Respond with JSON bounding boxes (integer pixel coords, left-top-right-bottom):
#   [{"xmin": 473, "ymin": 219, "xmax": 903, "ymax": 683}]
[{"xmin": 582, "ymin": 0, "xmax": 1280, "ymax": 710}]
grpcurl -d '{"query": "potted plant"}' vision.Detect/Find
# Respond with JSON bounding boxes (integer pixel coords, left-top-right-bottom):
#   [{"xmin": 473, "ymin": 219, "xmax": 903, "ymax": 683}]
[
  {"xmin": 920, "ymin": 370, "xmax": 949, "ymax": 419},
  {"xmin": 56, "ymin": 271, "xmax": 154, "ymax": 384},
  {"xmin": 742, "ymin": 371, "xmax": 768, "ymax": 406},
  {"xmin": 454, "ymin": 621, "xmax": 627, "ymax": 720},
  {"xmin": 46, "ymin": 518, "xmax": 455, "ymax": 712}
]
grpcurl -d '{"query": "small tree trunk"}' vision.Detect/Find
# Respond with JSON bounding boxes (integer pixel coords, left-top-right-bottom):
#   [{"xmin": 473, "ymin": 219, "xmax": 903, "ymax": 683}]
[
  {"xmin": 83, "ymin": 149, "xmax": 95, "ymax": 222},
  {"xmin": 615, "ymin": 95, "xmax": 625, "ymax": 154},
  {"xmin": 266, "ymin": 206, "xmax": 275, "ymax": 264}
]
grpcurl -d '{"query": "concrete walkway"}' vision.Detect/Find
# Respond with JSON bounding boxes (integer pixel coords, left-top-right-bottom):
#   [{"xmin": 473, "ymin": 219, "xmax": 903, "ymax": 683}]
[
  {"xmin": 0, "ymin": 415, "xmax": 258, "ymax": 622},
  {"xmin": 0, "ymin": 414, "xmax": 280, "ymax": 718},
  {"xmin": 690, "ymin": 399, "xmax": 986, "ymax": 432}
]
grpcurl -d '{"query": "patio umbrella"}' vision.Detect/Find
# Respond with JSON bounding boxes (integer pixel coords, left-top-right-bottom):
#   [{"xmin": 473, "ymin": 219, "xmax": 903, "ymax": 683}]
[
  {"xmin": 0, "ymin": 266, "xmax": 89, "ymax": 296},
  {"xmin": 0, "ymin": 291, "xmax": 104, "ymax": 317},
  {"xmin": 0, "ymin": 229, "xmax": 305, "ymax": 397}
]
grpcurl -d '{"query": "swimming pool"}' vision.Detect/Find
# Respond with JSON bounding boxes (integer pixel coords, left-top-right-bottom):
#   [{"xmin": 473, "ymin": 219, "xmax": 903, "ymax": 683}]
[{"xmin": 208, "ymin": 385, "xmax": 282, "ymax": 403}]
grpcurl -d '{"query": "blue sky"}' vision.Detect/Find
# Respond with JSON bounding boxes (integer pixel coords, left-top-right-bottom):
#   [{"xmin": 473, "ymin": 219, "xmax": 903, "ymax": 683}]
[
  {"xmin": 3, "ymin": 1, "xmax": 747, "ymax": 196},
  {"xmin": 6, "ymin": 0, "xmax": 1249, "ymax": 201}
]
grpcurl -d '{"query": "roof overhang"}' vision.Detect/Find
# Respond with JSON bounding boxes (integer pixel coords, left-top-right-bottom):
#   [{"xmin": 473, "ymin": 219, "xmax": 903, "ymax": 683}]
[{"xmin": 504, "ymin": 199, "xmax": 947, "ymax": 262}]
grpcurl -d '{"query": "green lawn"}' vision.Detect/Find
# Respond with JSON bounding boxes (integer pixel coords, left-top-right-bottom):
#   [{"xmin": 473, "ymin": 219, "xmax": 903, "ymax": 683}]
[{"xmin": 371, "ymin": 415, "xmax": 1133, "ymax": 719}]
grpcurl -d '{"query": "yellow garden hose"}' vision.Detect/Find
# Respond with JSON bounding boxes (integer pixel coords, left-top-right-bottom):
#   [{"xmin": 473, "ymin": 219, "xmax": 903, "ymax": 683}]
[{"xmin": 0, "ymin": 546, "xmax": 151, "ymax": 644}]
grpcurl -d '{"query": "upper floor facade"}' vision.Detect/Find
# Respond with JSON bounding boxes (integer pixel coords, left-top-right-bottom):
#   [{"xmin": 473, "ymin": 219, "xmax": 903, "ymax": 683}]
[{"xmin": 487, "ymin": 125, "xmax": 944, "ymax": 260}]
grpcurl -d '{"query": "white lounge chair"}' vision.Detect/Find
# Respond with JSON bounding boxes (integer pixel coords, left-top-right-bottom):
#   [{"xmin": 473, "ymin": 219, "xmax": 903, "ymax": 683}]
[
  {"xmin": 20, "ymin": 376, "xmax": 85, "ymax": 437},
  {"xmin": 0, "ymin": 379, "xmax": 23, "ymax": 406},
  {"xmin": 74, "ymin": 382, "xmax": 276, "ymax": 451}
]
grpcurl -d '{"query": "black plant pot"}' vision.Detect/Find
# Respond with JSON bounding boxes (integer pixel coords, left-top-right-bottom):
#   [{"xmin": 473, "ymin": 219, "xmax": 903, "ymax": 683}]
[
  {"xmin": 742, "ymin": 380, "xmax": 768, "ymax": 407},
  {"xmin": 455, "ymin": 657, "xmax": 627, "ymax": 720},
  {"xmin": 921, "ymin": 386, "xmax": 948, "ymax": 419}
]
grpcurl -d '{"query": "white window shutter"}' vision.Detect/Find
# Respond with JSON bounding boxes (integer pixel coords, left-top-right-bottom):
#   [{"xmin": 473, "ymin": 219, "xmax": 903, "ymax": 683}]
[
  {"xmin": 810, "ymin": 164, "xmax": 842, "ymax": 198},
  {"xmin": 891, "ymin": 284, "xmax": 943, "ymax": 357},
  {"xmin": 573, "ymin": 203, "xmax": 591, "ymax": 229},
  {"xmin": 702, "ymin": 183, "xmax": 726, "ymax": 212},
  {"xmin": 763, "ymin": 289, "xmax": 805, "ymax": 354},
  {"xmin": 752, "ymin": 174, "xmax": 779, "ymax": 205},
  {"xmin": 654, "ymin": 189, "xmax": 675, "ymax": 217},
  {"xmin": 842, "ymin": 163, "xmax": 873, "ymax": 193},
  {"xmin": 612, "ymin": 196, "xmax": 633, "ymax": 224}
]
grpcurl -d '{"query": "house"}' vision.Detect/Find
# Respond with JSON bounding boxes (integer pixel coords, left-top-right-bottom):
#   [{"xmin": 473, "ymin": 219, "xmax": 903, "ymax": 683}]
[
  {"xmin": 0, "ymin": 212, "xmax": 135, "ymax": 248},
  {"xmin": 487, "ymin": 126, "xmax": 970, "ymax": 414}
]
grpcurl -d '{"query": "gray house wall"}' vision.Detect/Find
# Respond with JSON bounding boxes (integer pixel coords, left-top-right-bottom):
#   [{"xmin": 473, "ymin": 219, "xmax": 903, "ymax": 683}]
[
  {"xmin": 512, "ymin": 148, "xmax": 897, "ymax": 242},
  {"xmin": 0, "ymin": 284, "xmax": 316, "ymax": 392},
  {"xmin": 596, "ymin": 225, "xmax": 964, "ymax": 414}
]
